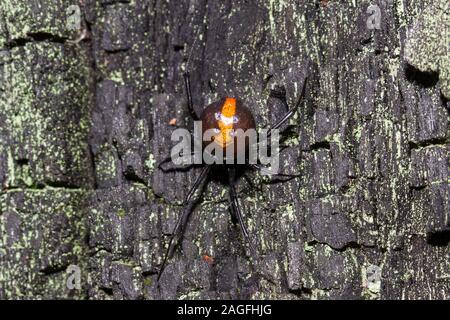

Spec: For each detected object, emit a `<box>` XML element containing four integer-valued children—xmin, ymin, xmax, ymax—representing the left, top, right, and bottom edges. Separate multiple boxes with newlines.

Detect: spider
<box><xmin>156</xmin><ymin>70</ymin><xmax>308</xmax><ymax>284</ymax></box>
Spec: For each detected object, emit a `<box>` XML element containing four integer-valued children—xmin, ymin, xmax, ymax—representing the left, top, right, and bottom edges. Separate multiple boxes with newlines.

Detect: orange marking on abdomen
<box><xmin>221</xmin><ymin>98</ymin><xmax>236</xmax><ymax>118</ymax></box>
<box><xmin>216</xmin><ymin>98</ymin><xmax>237</xmax><ymax>147</ymax></box>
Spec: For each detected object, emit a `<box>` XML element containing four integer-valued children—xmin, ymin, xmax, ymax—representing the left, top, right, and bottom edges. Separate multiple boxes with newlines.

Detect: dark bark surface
<box><xmin>0</xmin><ymin>0</ymin><xmax>448</xmax><ymax>299</ymax></box>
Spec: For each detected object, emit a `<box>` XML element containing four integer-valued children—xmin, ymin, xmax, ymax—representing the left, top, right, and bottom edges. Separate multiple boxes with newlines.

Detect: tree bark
<box><xmin>0</xmin><ymin>0</ymin><xmax>448</xmax><ymax>300</ymax></box>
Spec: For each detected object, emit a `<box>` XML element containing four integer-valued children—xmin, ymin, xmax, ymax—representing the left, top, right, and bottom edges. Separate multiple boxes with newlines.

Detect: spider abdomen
<box><xmin>200</xmin><ymin>97</ymin><xmax>256</xmax><ymax>160</ymax></box>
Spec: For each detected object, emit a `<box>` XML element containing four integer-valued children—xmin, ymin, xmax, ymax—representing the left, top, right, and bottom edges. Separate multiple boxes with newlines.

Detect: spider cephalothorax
<box><xmin>156</xmin><ymin>71</ymin><xmax>307</xmax><ymax>284</ymax></box>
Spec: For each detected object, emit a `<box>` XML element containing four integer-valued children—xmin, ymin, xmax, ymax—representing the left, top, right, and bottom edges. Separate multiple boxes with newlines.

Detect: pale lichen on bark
<box><xmin>0</xmin><ymin>0</ymin><xmax>448</xmax><ymax>300</ymax></box>
<box><xmin>404</xmin><ymin>0</ymin><xmax>450</xmax><ymax>98</ymax></box>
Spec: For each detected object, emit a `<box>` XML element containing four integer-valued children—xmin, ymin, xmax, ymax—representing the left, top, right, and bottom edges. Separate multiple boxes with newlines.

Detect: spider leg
<box><xmin>228</xmin><ymin>167</ymin><xmax>257</xmax><ymax>254</ymax></box>
<box><xmin>157</xmin><ymin>150</ymin><xmax>199</xmax><ymax>172</ymax></box>
<box><xmin>254</xmin><ymin>78</ymin><xmax>307</xmax><ymax>181</ymax></box>
<box><xmin>228</xmin><ymin>168</ymin><xmax>278</xmax><ymax>286</ymax></box>
<box><xmin>184</xmin><ymin>71</ymin><xmax>199</xmax><ymax>121</ymax></box>
<box><xmin>267</xmin><ymin>77</ymin><xmax>308</xmax><ymax>138</ymax></box>
<box><xmin>228</xmin><ymin>196</ymin><xmax>238</xmax><ymax>225</ymax></box>
<box><xmin>157</xmin><ymin>165</ymin><xmax>211</xmax><ymax>283</ymax></box>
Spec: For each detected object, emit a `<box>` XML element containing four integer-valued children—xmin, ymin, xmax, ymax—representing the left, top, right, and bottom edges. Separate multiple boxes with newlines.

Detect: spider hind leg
<box><xmin>228</xmin><ymin>167</ymin><xmax>257</xmax><ymax>255</ymax></box>
<box><xmin>156</xmin><ymin>165</ymin><xmax>211</xmax><ymax>284</ymax></box>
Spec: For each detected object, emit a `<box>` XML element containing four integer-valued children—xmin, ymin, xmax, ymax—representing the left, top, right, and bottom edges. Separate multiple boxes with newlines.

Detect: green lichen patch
<box><xmin>0</xmin><ymin>42</ymin><xmax>93</xmax><ymax>188</ymax></box>
<box><xmin>405</xmin><ymin>0</ymin><xmax>450</xmax><ymax>98</ymax></box>
<box><xmin>0</xmin><ymin>189</ymin><xmax>88</xmax><ymax>299</ymax></box>
<box><xmin>0</xmin><ymin>0</ymin><xmax>77</xmax><ymax>45</ymax></box>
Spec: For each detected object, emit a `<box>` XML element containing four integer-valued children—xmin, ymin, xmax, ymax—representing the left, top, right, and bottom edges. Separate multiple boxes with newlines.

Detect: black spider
<box><xmin>156</xmin><ymin>70</ymin><xmax>308</xmax><ymax>284</ymax></box>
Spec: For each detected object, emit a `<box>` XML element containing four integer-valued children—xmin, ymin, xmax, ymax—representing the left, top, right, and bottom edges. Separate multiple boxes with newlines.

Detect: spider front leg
<box><xmin>157</xmin><ymin>165</ymin><xmax>211</xmax><ymax>283</ymax></box>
